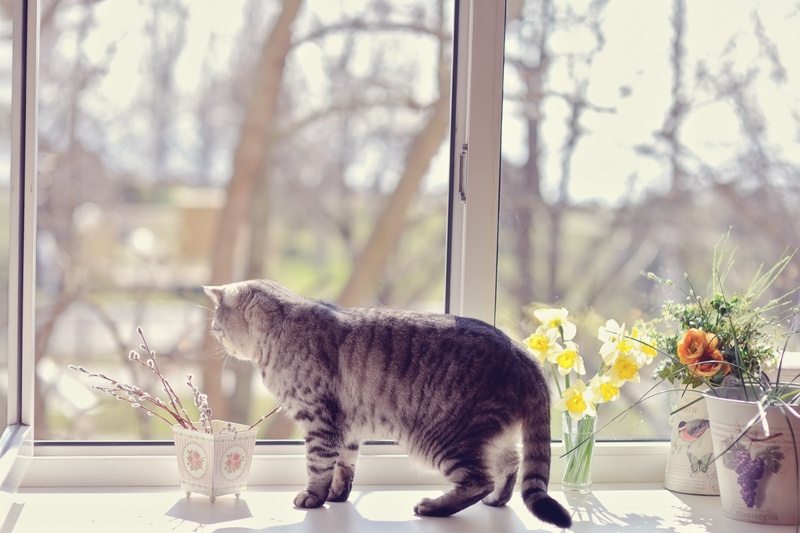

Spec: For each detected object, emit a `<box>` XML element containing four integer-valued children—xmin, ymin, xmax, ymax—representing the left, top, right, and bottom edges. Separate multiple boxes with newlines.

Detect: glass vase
<box><xmin>561</xmin><ymin>412</ymin><xmax>597</xmax><ymax>493</ymax></box>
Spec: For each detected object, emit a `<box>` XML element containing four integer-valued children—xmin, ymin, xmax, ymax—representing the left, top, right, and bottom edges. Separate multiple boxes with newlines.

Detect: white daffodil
<box><xmin>554</xmin><ymin>379</ymin><xmax>597</xmax><ymax>420</ymax></box>
<box><xmin>598</xmin><ymin>319</ymin><xmax>634</xmax><ymax>363</ymax></box>
<box><xmin>547</xmin><ymin>341</ymin><xmax>585</xmax><ymax>376</ymax></box>
<box><xmin>534</xmin><ymin>307</ymin><xmax>577</xmax><ymax>341</ymax></box>
<box><xmin>629</xmin><ymin>320</ymin><xmax>658</xmax><ymax>364</ymax></box>
<box><xmin>523</xmin><ymin>325</ymin><xmax>563</xmax><ymax>364</ymax></box>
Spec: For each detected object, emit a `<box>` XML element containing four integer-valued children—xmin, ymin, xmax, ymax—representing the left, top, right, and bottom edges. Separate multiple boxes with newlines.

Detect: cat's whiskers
<box><xmin>218</xmin><ymin>352</ymin><xmax>233</xmax><ymax>379</ymax></box>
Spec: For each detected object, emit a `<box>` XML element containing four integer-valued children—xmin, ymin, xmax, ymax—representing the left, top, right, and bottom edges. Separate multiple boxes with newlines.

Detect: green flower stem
<box><xmin>562</xmin><ymin>414</ymin><xmax>597</xmax><ymax>492</ymax></box>
<box><xmin>550</xmin><ymin>365</ymin><xmax>563</xmax><ymax>398</ymax></box>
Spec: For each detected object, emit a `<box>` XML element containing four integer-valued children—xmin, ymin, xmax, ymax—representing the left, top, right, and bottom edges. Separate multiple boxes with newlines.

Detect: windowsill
<box><xmin>6</xmin><ymin>483</ymin><xmax>798</xmax><ymax>532</ymax></box>
<box><xmin>4</xmin><ymin>442</ymin><xmax>798</xmax><ymax>531</ymax></box>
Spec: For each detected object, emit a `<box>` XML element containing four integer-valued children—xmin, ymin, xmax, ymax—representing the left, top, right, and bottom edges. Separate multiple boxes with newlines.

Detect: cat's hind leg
<box><xmin>413</xmin><ymin>452</ymin><xmax>494</xmax><ymax>517</ymax></box>
<box><xmin>327</xmin><ymin>441</ymin><xmax>360</xmax><ymax>502</ymax></box>
<box><xmin>482</xmin><ymin>445</ymin><xmax>519</xmax><ymax>507</ymax></box>
<box><xmin>482</xmin><ymin>429</ymin><xmax>520</xmax><ymax>507</ymax></box>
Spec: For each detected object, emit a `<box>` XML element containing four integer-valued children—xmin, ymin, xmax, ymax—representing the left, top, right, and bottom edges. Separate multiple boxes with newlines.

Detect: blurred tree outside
<box><xmin>34</xmin><ymin>0</ymin><xmax>452</xmax><ymax>440</ymax></box>
<box><xmin>25</xmin><ymin>0</ymin><xmax>800</xmax><ymax>442</ymax></box>
<box><xmin>499</xmin><ymin>0</ymin><xmax>800</xmax><ymax>439</ymax></box>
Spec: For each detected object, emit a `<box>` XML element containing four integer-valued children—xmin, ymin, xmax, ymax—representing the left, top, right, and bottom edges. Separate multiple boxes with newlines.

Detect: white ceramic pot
<box><xmin>706</xmin><ymin>388</ymin><xmax>800</xmax><ymax>525</ymax></box>
<box><xmin>172</xmin><ymin>420</ymin><xmax>258</xmax><ymax>502</ymax></box>
<box><xmin>664</xmin><ymin>390</ymin><xmax>719</xmax><ymax>495</ymax></box>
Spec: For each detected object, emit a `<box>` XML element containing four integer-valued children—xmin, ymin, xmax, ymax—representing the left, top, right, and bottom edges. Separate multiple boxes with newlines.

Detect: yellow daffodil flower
<box><xmin>606</xmin><ymin>351</ymin><xmax>644</xmax><ymax>384</ymax></box>
<box><xmin>534</xmin><ymin>307</ymin><xmax>577</xmax><ymax>341</ymax></box>
<box><xmin>555</xmin><ymin>379</ymin><xmax>596</xmax><ymax>420</ymax></box>
<box><xmin>523</xmin><ymin>325</ymin><xmax>563</xmax><ymax>364</ymax></box>
<box><xmin>547</xmin><ymin>341</ymin><xmax>585</xmax><ymax>376</ymax></box>
<box><xmin>589</xmin><ymin>375</ymin><xmax>620</xmax><ymax>403</ymax></box>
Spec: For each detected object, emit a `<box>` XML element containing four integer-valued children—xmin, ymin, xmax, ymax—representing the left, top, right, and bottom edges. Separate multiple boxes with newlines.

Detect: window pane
<box><xmin>38</xmin><ymin>0</ymin><xmax>452</xmax><ymax>440</ymax></box>
<box><xmin>0</xmin><ymin>3</ymin><xmax>10</xmax><ymax>433</ymax></box>
<box><xmin>499</xmin><ymin>0</ymin><xmax>800</xmax><ymax>439</ymax></box>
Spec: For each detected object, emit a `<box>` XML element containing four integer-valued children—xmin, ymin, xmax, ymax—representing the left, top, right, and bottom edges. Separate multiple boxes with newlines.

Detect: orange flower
<box><xmin>677</xmin><ymin>328</ymin><xmax>730</xmax><ymax>378</ymax></box>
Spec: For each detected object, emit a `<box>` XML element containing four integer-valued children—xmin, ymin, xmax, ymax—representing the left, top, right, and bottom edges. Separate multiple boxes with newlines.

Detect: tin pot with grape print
<box><xmin>705</xmin><ymin>387</ymin><xmax>800</xmax><ymax>525</ymax></box>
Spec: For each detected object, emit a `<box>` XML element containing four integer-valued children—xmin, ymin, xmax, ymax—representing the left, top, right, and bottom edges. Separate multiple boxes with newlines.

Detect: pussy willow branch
<box><xmin>93</xmin><ymin>386</ymin><xmax>176</xmax><ymax>427</ymax></box>
<box><xmin>70</xmin><ymin>364</ymin><xmax>194</xmax><ymax>430</ymax></box>
<box><xmin>248</xmin><ymin>405</ymin><xmax>283</xmax><ymax>430</ymax></box>
<box><xmin>71</xmin><ymin>327</ymin><xmax>283</xmax><ymax>434</ymax></box>
<box><xmin>135</xmin><ymin>327</ymin><xmax>192</xmax><ymax>427</ymax></box>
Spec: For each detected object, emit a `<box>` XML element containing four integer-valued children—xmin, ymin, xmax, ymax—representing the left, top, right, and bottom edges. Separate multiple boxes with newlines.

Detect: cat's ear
<box><xmin>203</xmin><ymin>286</ymin><xmax>224</xmax><ymax>306</ymax></box>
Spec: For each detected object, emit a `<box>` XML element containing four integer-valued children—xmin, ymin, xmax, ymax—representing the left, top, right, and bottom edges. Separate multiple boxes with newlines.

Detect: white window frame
<box><xmin>1</xmin><ymin>0</ymin><xmax>37</xmax><ymax>494</ymax></box>
<box><xmin>2</xmin><ymin>0</ymin><xmax>668</xmax><ymax>490</ymax></box>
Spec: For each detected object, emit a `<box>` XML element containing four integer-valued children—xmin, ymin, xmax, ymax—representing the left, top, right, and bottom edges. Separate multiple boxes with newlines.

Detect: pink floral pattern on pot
<box><xmin>221</xmin><ymin>445</ymin><xmax>248</xmax><ymax>481</ymax></box>
<box><xmin>182</xmin><ymin>442</ymin><xmax>207</xmax><ymax>479</ymax></box>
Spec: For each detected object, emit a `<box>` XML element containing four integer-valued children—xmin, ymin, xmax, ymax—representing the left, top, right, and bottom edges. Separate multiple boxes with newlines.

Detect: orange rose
<box><xmin>677</xmin><ymin>328</ymin><xmax>730</xmax><ymax>378</ymax></box>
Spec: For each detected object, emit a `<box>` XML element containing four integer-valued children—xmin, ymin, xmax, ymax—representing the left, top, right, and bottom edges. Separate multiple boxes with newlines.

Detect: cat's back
<box><xmin>342</xmin><ymin>305</ymin><xmax>537</xmax><ymax>379</ymax></box>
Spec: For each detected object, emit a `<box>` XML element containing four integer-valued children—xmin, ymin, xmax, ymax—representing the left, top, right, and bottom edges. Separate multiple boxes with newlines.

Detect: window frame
<box><xmin>2</xmin><ymin>0</ymin><xmax>38</xmax><ymax>492</ymax></box>
<box><xmin>1</xmin><ymin>0</ymin><xmax>671</xmax><ymax>489</ymax></box>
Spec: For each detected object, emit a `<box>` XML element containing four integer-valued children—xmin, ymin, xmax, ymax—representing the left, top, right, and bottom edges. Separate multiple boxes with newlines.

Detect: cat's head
<box><xmin>204</xmin><ymin>282</ymin><xmax>258</xmax><ymax>362</ymax></box>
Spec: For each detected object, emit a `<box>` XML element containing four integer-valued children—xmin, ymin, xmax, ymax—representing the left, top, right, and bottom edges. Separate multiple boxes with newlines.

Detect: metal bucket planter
<box><xmin>173</xmin><ymin>420</ymin><xmax>258</xmax><ymax>502</ymax></box>
<box><xmin>706</xmin><ymin>388</ymin><xmax>800</xmax><ymax>525</ymax></box>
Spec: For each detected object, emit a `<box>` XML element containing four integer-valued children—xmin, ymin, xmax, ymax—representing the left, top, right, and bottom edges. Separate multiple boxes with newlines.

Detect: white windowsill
<box><xmin>6</xmin><ymin>484</ymin><xmax>798</xmax><ymax>532</ymax></box>
<box><xmin>5</xmin><ymin>441</ymin><xmax>798</xmax><ymax>531</ymax></box>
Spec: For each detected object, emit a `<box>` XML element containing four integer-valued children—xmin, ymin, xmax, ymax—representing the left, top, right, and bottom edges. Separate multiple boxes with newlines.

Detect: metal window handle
<box><xmin>459</xmin><ymin>143</ymin><xmax>468</xmax><ymax>203</ymax></box>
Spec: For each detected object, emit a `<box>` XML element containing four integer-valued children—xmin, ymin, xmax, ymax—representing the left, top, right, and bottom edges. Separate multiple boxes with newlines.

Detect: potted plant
<box><xmin>70</xmin><ymin>327</ymin><xmax>280</xmax><ymax>502</ymax></box>
<box><xmin>523</xmin><ymin>308</ymin><xmax>658</xmax><ymax>493</ymax></box>
<box><xmin>645</xmin><ymin>236</ymin><xmax>799</xmax><ymax>523</ymax></box>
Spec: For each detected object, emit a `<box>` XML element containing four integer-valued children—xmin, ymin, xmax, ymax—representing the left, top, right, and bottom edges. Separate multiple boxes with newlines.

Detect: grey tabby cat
<box><xmin>204</xmin><ymin>279</ymin><xmax>572</xmax><ymax>529</ymax></box>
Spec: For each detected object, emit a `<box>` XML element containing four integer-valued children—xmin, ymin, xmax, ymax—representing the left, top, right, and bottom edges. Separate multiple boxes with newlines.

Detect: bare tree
<box><xmin>336</xmin><ymin>0</ymin><xmax>451</xmax><ymax>307</ymax></box>
<box><xmin>200</xmin><ymin>0</ymin><xmax>303</xmax><ymax>421</ymax></box>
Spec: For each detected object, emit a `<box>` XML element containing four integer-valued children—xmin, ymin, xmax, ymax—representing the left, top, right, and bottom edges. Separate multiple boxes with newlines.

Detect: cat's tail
<box><xmin>521</xmin><ymin>407</ymin><xmax>572</xmax><ymax>529</ymax></box>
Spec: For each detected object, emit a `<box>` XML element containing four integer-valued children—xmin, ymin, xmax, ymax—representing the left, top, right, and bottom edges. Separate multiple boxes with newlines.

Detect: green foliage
<box><xmin>648</xmin><ymin>234</ymin><xmax>799</xmax><ymax>389</ymax></box>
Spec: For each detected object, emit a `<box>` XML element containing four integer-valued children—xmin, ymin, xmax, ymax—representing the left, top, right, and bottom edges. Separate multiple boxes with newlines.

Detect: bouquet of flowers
<box><xmin>70</xmin><ymin>327</ymin><xmax>280</xmax><ymax>434</ymax></box>
<box><xmin>647</xmin><ymin>238</ymin><xmax>798</xmax><ymax>390</ymax></box>
<box><xmin>523</xmin><ymin>308</ymin><xmax>658</xmax><ymax>489</ymax></box>
<box><xmin>524</xmin><ymin>308</ymin><xmax>658</xmax><ymax>420</ymax></box>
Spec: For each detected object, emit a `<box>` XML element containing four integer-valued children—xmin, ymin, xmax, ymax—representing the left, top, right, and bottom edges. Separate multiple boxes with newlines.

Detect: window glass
<box><xmin>0</xmin><ymin>2</ymin><xmax>10</xmax><ymax>433</ymax></box>
<box><xmin>37</xmin><ymin>0</ymin><xmax>453</xmax><ymax>440</ymax></box>
<box><xmin>499</xmin><ymin>0</ymin><xmax>800</xmax><ymax>439</ymax></box>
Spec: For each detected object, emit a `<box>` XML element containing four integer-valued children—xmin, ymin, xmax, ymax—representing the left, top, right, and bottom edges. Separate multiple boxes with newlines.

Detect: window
<box><xmin>497</xmin><ymin>0</ymin><xmax>800</xmax><ymax>439</ymax></box>
<box><xmin>3</xmin><ymin>0</ymin><xmax>799</xmax><ymax>488</ymax></box>
<box><xmin>36</xmin><ymin>0</ymin><xmax>454</xmax><ymax>441</ymax></box>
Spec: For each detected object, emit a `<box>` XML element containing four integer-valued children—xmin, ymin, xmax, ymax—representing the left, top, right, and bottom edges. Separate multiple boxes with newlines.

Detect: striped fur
<box><xmin>205</xmin><ymin>280</ymin><xmax>571</xmax><ymax>528</ymax></box>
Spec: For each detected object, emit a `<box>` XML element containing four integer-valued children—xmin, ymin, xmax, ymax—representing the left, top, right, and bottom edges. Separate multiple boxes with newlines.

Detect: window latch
<box><xmin>459</xmin><ymin>143</ymin><xmax>468</xmax><ymax>203</ymax></box>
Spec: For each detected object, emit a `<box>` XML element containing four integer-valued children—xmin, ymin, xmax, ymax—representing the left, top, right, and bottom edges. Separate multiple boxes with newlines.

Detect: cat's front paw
<box><xmin>414</xmin><ymin>497</ymin><xmax>446</xmax><ymax>517</ymax></box>
<box><xmin>294</xmin><ymin>490</ymin><xmax>326</xmax><ymax>509</ymax></box>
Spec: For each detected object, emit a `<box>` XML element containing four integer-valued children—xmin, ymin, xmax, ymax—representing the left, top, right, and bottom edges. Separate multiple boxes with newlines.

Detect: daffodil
<box><xmin>630</xmin><ymin>320</ymin><xmax>657</xmax><ymax>364</ymax></box>
<box><xmin>525</xmin><ymin>307</ymin><xmax>658</xmax><ymax>426</ymax></box>
<box><xmin>548</xmin><ymin>341</ymin><xmax>585</xmax><ymax>376</ymax></box>
<box><xmin>606</xmin><ymin>351</ymin><xmax>644</xmax><ymax>384</ymax></box>
<box><xmin>555</xmin><ymin>379</ymin><xmax>596</xmax><ymax>420</ymax></box>
<box><xmin>534</xmin><ymin>307</ymin><xmax>577</xmax><ymax>341</ymax></box>
<box><xmin>598</xmin><ymin>319</ymin><xmax>634</xmax><ymax>363</ymax></box>
<box><xmin>523</xmin><ymin>325</ymin><xmax>563</xmax><ymax>364</ymax></box>
<box><xmin>589</xmin><ymin>374</ymin><xmax>620</xmax><ymax>403</ymax></box>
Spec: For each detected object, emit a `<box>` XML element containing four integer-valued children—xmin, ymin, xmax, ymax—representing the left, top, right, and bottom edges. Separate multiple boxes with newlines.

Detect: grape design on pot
<box><xmin>723</xmin><ymin>436</ymin><xmax>785</xmax><ymax>509</ymax></box>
